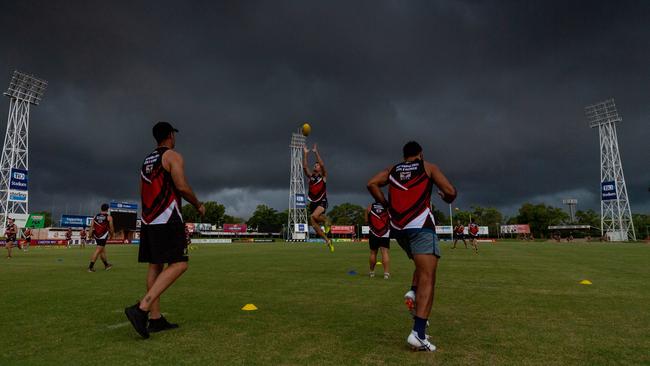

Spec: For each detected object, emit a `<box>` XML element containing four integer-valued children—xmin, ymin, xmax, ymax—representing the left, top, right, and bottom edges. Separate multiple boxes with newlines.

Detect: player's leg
<box><xmin>380</xmin><ymin>245</ymin><xmax>391</xmax><ymax>278</ymax></box>
<box><xmin>88</xmin><ymin>246</ymin><xmax>102</xmax><ymax>271</ymax></box>
<box><xmin>6</xmin><ymin>240</ymin><xmax>12</xmax><ymax>258</ymax></box>
<box><xmin>138</xmin><ymin>261</ymin><xmax>188</xmax><ymax>312</ymax></box>
<box><xmin>310</xmin><ymin>205</ymin><xmax>333</xmax><ymax>251</ymax></box>
<box><xmin>472</xmin><ymin>238</ymin><xmax>478</xmax><ymax>253</ymax></box>
<box><xmin>99</xmin><ymin>246</ymin><xmax>112</xmax><ymax>269</ymax></box>
<box><xmin>369</xmin><ymin>248</ymin><xmax>378</xmax><ymax>277</ymax></box>
<box><xmin>146</xmin><ymin>264</ymin><xmax>164</xmax><ymax>319</ymax></box>
<box><xmin>452</xmin><ymin>237</ymin><xmax>457</xmax><ymax>249</ymax></box>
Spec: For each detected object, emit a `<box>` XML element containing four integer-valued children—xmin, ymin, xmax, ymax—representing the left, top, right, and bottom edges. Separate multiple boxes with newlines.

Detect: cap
<box><xmin>153</xmin><ymin>121</ymin><xmax>179</xmax><ymax>142</ymax></box>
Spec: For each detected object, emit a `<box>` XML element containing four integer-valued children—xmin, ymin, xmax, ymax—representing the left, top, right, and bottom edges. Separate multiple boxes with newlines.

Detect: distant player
<box><xmin>468</xmin><ymin>220</ymin><xmax>479</xmax><ymax>253</ymax></box>
<box><xmin>80</xmin><ymin>227</ymin><xmax>87</xmax><ymax>249</ymax></box>
<box><xmin>23</xmin><ymin>227</ymin><xmax>32</xmax><ymax>252</ymax></box>
<box><xmin>124</xmin><ymin>121</ymin><xmax>205</xmax><ymax>339</ymax></box>
<box><xmin>185</xmin><ymin>225</ymin><xmax>191</xmax><ymax>246</ymax></box>
<box><xmin>366</xmin><ymin>202</ymin><xmax>391</xmax><ymax>279</ymax></box>
<box><xmin>367</xmin><ymin>141</ymin><xmax>456</xmax><ymax>352</ymax></box>
<box><xmin>452</xmin><ymin>221</ymin><xmax>467</xmax><ymax>249</ymax></box>
<box><xmin>65</xmin><ymin>227</ymin><xmax>73</xmax><ymax>248</ymax></box>
<box><xmin>302</xmin><ymin>143</ymin><xmax>334</xmax><ymax>252</ymax></box>
<box><xmin>5</xmin><ymin>218</ymin><xmax>18</xmax><ymax>258</ymax></box>
<box><xmin>87</xmin><ymin>204</ymin><xmax>114</xmax><ymax>272</ymax></box>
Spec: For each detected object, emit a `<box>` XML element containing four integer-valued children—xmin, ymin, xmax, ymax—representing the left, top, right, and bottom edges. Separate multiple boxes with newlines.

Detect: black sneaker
<box><xmin>88</xmin><ymin>267</ymin><xmax>96</xmax><ymax>272</ymax></box>
<box><xmin>148</xmin><ymin>315</ymin><xmax>179</xmax><ymax>333</ymax></box>
<box><xmin>124</xmin><ymin>302</ymin><xmax>150</xmax><ymax>339</ymax></box>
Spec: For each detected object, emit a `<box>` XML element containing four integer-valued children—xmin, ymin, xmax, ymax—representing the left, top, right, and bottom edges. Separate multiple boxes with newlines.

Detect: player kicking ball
<box><xmin>366</xmin><ymin>202</ymin><xmax>391</xmax><ymax>279</ymax></box>
<box><xmin>303</xmin><ymin>143</ymin><xmax>334</xmax><ymax>252</ymax></box>
<box><xmin>368</xmin><ymin>141</ymin><xmax>456</xmax><ymax>352</ymax></box>
<box><xmin>468</xmin><ymin>220</ymin><xmax>479</xmax><ymax>253</ymax></box>
<box><xmin>87</xmin><ymin>204</ymin><xmax>114</xmax><ymax>272</ymax></box>
<box><xmin>452</xmin><ymin>221</ymin><xmax>467</xmax><ymax>249</ymax></box>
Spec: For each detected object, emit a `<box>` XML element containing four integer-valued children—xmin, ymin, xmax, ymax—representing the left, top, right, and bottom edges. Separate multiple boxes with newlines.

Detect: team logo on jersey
<box><xmin>400</xmin><ymin>171</ymin><xmax>411</xmax><ymax>181</ymax></box>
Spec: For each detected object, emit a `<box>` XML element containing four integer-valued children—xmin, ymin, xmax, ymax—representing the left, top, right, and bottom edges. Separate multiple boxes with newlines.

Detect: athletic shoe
<box><xmin>407</xmin><ymin>330</ymin><xmax>436</xmax><ymax>352</ymax></box>
<box><xmin>327</xmin><ymin>240</ymin><xmax>334</xmax><ymax>253</ymax></box>
<box><xmin>369</xmin><ymin>271</ymin><xmax>375</xmax><ymax>278</ymax></box>
<box><xmin>384</xmin><ymin>273</ymin><xmax>391</xmax><ymax>280</ymax></box>
<box><xmin>124</xmin><ymin>303</ymin><xmax>150</xmax><ymax>339</ymax></box>
<box><xmin>88</xmin><ymin>268</ymin><xmax>96</xmax><ymax>273</ymax></box>
<box><xmin>105</xmin><ymin>264</ymin><xmax>113</xmax><ymax>271</ymax></box>
<box><xmin>148</xmin><ymin>316</ymin><xmax>179</xmax><ymax>333</ymax></box>
<box><xmin>404</xmin><ymin>290</ymin><xmax>416</xmax><ymax>316</ymax></box>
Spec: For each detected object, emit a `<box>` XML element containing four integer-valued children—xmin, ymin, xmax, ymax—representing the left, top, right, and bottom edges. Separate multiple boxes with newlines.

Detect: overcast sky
<box><xmin>1</xmin><ymin>0</ymin><xmax>648</xmax><ymax>220</ymax></box>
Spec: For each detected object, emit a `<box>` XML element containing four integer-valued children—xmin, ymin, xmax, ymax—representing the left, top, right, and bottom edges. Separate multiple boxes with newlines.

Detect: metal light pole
<box><xmin>287</xmin><ymin>131</ymin><xmax>308</xmax><ymax>241</ymax></box>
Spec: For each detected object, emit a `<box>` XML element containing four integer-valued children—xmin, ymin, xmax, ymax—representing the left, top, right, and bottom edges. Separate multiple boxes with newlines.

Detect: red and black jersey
<box><xmin>140</xmin><ymin>147</ymin><xmax>182</xmax><ymax>225</ymax></box>
<box><xmin>5</xmin><ymin>223</ymin><xmax>16</xmax><ymax>237</ymax></box>
<box><xmin>93</xmin><ymin>213</ymin><xmax>110</xmax><ymax>239</ymax></box>
<box><xmin>454</xmin><ymin>225</ymin><xmax>465</xmax><ymax>234</ymax></box>
<box><xmin>469</xmin><ymin>223</ymin><xmax>479</xmax><ymax>235</ymax></box>
<box><xmin>388</xmin><ymin>159</ymin><xmax>434</xmax><ymax>230</ymax></box>
<box><xmin>24</xmin><ymin>229</ymin><xmax>32</xmax><ymax>239</ymax></box>
<box><xmin>368</xmin><ymin>202</ymin><xmax>390</xmax><ymax>237</ymax></box>
<box><xmin>308</xmin><ymin>173</ymin><xmax>327</xmax><ymax>202</ymax></box>
<box><xmin>65</xmin><ymin>230</ymin><xmax>72</xmax><ymax>240</ymax></box>
<box><xmin>80</xmin><ymin>230</ymin><xmax>87</xmax><ymax>239</ymax></box>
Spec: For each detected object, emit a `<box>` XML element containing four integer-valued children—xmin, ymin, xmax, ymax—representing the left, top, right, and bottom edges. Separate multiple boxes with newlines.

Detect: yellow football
<box><xmin>302</xmin><ymin>123</ymin><xmax>311</xmax><ymax>136</ymax></box>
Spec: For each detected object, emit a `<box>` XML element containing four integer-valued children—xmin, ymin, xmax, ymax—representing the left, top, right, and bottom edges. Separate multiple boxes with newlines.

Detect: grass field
<box><xmin>1</xmin><ymin>241</ymin><xmax>649</xmax><ymax>366</ymax></box>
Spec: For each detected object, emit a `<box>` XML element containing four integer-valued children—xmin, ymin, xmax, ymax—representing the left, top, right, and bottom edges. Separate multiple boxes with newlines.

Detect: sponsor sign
<box><xmin>195</xmin><ymin>223</ymin><xmax>212</xmax><ymax>232</ymax></box>
<box><xmin>9</xmin><ymin>190</ymin><xmax>28</xmax><ymax>202</ymax></box>
<box><xmin>601</xmin><ymin>181</ymin><xmax>617</xmax><ymax>201</ymax></box>
<box><xmin>500</xmin><ymin>224</ymin><xmax>531</xmax><ymax>234</ymax></box>
<box><xmin>191</xmin><ymin>238</ymin><xmax>232</xmax><ymax>244</ymax></box>
<box><xmin>107</xmin><ymin>239</ymin><xmax>131</xmax><ymax>244</ymax></box>
<box><xmin>223</xmin><ymin>223</ymin><xmax>247</xmax><ymax>233</ymax></box>
<box><xmin>109</xmin><ymin>201</ymin><xmax>138</xmax><ymax>212</ymax></box>
<box><xmin>9</xmin><ymin>168</ymin><xmax>28</xmax><ymax>191</ymax></box>
<box><xmin>61</xmin><ymin>215</ymin><xmax>93</xmax><ymax>228</ymax></box>
<box><xmin>438</xmin><ymin>225</ymin><xmax>490</xmax><ymax>235</ymax></box>
<box><xmin>295</xmin><ymin>194</ymin><xmax>306</xmax><ymax>209</ymax></box>
<box><xmin>361</xmin><ymin>225</ymin><xmax>370</xmax><ymax>235</ymax></box>
<box><xmin>294</xmin><ymin>223</ymin><xmax>308</xmax><ymax>233</ymax></box>
<box><xmin>330</xmin><ymin>225</ymin><xmax>355</xmax><ymax>235</ymax></box>
<box><xmin>253</xmin><ymin>238</ymin><xmax>275</xmax><ymax>242</ymax></box>
<box><xmin>26</xmin><ymin>214</ymin><xmax>46</xmax><ymax>228</ymax></box>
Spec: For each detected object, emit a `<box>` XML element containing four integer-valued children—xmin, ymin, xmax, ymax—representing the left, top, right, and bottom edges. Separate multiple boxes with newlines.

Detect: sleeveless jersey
<box><xmin>469</xmin><ymin>223</ymin><xmax>479</xmax><ymax>236</ymax></box>
<box><xmin>80</xmin><ymin>230</ymin><xmax>86</xmax><ymax>239</ymax></box>
<box><xmin>388</xmin><ymin>159</ymin><xmax>435</xmax><ymax>230</ymax></box>
<box><xmin>24</xmin><ymin>229</ymin><xmax>31</xmax><ymax>239</ymax></box>
<box><xmin>454</xmin><ymin>225</ymin><xmax>465</xmax><ymax>234</ymax></box>
<box><xmin>66</xmin><ymin>231</ymin><xmax>72</xmax><ymax>240</ymax></box>
<box><xmin>368</xmin><ymin>202</ymin><xmax>390</xmax><ymax>238</ymax></box>
<box><xmin>308</xmin><ymin>173</ymin><xmax>327</xmax><ymax>202</ymax></box>
<box><xmin>5</xmin><ymin>223</ymin><xmax>16</xmax><ymax>239</ymax></box>
<box><xmin>140</xmin><ymin>147</ymin><xmax>183</xmax><ymax>225</ymax></box>
<box><xmin>93</xmin><ymin>213</ymin><xmax>110</xmax><ymax>239</ymax></box>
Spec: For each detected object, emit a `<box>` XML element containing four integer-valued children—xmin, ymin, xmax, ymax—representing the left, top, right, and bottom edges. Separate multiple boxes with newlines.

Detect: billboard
<box><xmin>330</xmin><ymin>225</ymin><xmax>355</xmax><ymax>234</ymax></box>
<box><xmin>9</xmin><ymin>168</ymin><xmax>28</xmax><ymax>191</ymax></box>
<box><xmin>601</xmin><ymin>181</ymin><xmax>617</xmax><ymax>201</ymax></box>
<box><xmin>8</xmin><ymin>190</ymin><xmax>28</xmax><ymax>202</ymax></box>
<box><xmin>26</xmin><ymin>214</ymin><xmax>46</xmax><ymax>228</ymax></box>
<box><xmin>500</xmin><ymin>224</ymin><xmax>531</xmax><ymax>234</ymax></box>
<box><xmin>223</xmin><ymin>223</ymin><xmax>247</xmax><ymax>233</ymax></box>
<box><xmin>61</xmin><ymin>215</ymin><xmax>93</xmax><ymax>228</ymax></box>
<box><xmin>295</xmin><ymin>194</ymin><xmax>306</xmax><ymax>209</ymax></box>
<box><xmin>109</xmin><ymin>202</ymin><xmax>138</xmax><ymax>212</ymax></box>
<box><xmin>361</xmin><ymin>225</ymin><xmax>370</xmax><ymax>235</ymax></box>
<box><xmin>294</xmin><ymin>223</ymin><xmax>308</xmax><ymax>233</ymax></box>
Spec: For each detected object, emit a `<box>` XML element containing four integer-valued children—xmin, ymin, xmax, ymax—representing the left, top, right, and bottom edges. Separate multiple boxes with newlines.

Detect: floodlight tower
<box><xmin>584</xmin><ymin>98</ymin><xmax>635</xmax><ymax>241</ymax></box>
<box><xmin>1</xmin><ymin>71</ymin><xmax>47</xmax><ymax>229</ymax></box>
<box><xmin>287</xmin><ymin>132</ymin><xmax>308</xmax><ymax>241</ymax></box>
<box><xmin>562</xmin><ymin>199</ymin><xmax>577</xmax><ymax>223</ymax></box>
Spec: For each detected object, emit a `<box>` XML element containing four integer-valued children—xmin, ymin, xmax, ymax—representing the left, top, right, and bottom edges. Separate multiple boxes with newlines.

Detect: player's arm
<box><xmin>302</xmin><ymin>145</ymin><xmax>312</xmax><ymax>176</ymax></box>
<box><xmin>163</xmin><ymin>150</ymin><xmax>206</xmax><ymax>216</ymax></box>
<box><xmin>365</xmin><ymin>205</ymin><xmax>371</xmax><ymax>224</ymax></box>
<box><xmin>367</xmin><ymin>167</ymin><xmax>391</xmax><ymax>207</ymax></box>
<box><xmin>313</xmin><ymin>144</ymin><xmax>326</xmax><ymax>177</ymax></box>
<box><xmin>424</xmin><ymin>161</ymin><xmax>456</xmax><ymax>204</ymax></box>
<box><xmin>108</xmin><ymin>216</ymin><xmax>115</xmax><ymax>239</ymax></box>
<box><xmin>89</xmin><ymin>221</ymin><xmax>94</xmax><ymax>238</ymax></box>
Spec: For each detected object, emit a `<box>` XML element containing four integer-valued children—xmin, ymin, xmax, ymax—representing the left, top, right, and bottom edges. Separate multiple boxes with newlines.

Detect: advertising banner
<box><xmin>295</xmin><ymin>194</ymin><xmax>306</xmax><ymax>209</ymax></box>
<box><xmin>195</xmin><ymin>223</ymin><xmax>212</xmax><ymax>232</ymax></box>
<box><xmin>223</xmin><ymin>223</ymin><xmax>247</xmax><ymax>233</ymax></box>
<box><xmin>109</xmin><ymin>201</ymin><xmax>138</xmax><ymax>212</ymax></box>
<box><xmin>330</xmin><ymin>225</ymin><xmax>355</xmax><ymax>234</ymax></box>
<box><xmin>26</xmin><ymin>214</ymin><xmax>46</xmax><ymax>228</ymax></box>
<box><xmin>9</xmin><ymin>190</ymin><xmax>28</xmax><ymax>202</ymax></box>
<box><xmin>436</xmin><ymin>226</ymin><xmax>453</xmax><ymax>235</ymax></box>
<box><xmin>9</xmin><ymin>168</ymin><xmax>28</xmax><ymax>191</ymax></box>
<box><xmin>601</xmin><ymin>181</ymin><xmax>617</xmax><ymax>201</ymax></box>
<box><xmin>192</xmin><ymin>238</ymin><xmax>232</xmax><ymax>244</ymax></box>
<box><xmin>361</xmin><ymin>225</ymin><xmax>370</xmax><ymax>235</ymax></box>
<box><xmin>61</xmin><ymin>215</ymin><xmax>93</xmax><ymax>228</ymax></box>
<box><xmin>294</xmin><ymin>223</ymin><xmax>308</xmax><ymax>233</ymax></box>
<box><xmin>500</xmin><ymin>224</ymin><xmax>531</xmax><ymax>234</ymax></box>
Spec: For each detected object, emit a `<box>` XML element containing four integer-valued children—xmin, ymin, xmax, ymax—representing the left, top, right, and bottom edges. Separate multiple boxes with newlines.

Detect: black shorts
<box><xmin>469</xmin><ymin>234</ymin><xmax>478</xmax><ymax>240</ymax></box>
<box><xmin>139</xmin><ymin>222</ymin><xmax>188</xmax><ymax>264</ymax></box>
<box><xmin>6</xmin><ymin>235</ymin><xmax>16</xmax><ymax>242</ymax></box>
<box><xmin>25</xmin><ymin>238</ymin><xmax>31</xmax><ymax>243</ymax></box>
<box><xmin>454</xmin><ymin>233</ymin><xmax>465</xmax><ymax>239</ymax></box>
<box><xmin>95</xmin><ymin>238</ymin><xmax>107</xmax><ymax>246</ymax></box>
<box><xmin>369</xmin><ymin>235</ymin><xmax>390</xmax><ymax>250</ymax></box>
<box><xmin>309</xmin><ymin>199</ymin><xmax>328</xmax><ymax>214</ymax></box>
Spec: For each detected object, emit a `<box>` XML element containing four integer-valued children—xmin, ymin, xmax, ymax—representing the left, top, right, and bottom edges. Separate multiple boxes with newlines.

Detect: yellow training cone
<box><xmin>241</xmin><ymin>304</ymin><xmax>258</xmax><ymax>311</ymax></box>
<box><xmin>376</xmin><ymin>261</ymin><xmax>382</xmax><ymax>265</ymax></box>
<box><xmin>580</xmin><ymin>280</ymin><xmax>592</xmax><ymax>285</ymax></box>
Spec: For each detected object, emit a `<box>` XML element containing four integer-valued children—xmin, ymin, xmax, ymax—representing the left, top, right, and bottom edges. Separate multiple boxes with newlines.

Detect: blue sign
<box><xmin>61</xmin><ymin>215</ymin><xmax>93</xmax><ymax>228</ymax></box>
<box><xmin>110</xmin><ymin>201</ymin><xmax>138</xmax><ymax>212</ymax></box>
<box><xmin>295</xmin><ymin>194</ymin><xmax>306</xmax><ymax>209</ymax></box>
<box><xmin>601</xmin><ymin>181</ymin><xmax>617</xmax><ymax>201</ymax></box>
<box><xmin>8</xmin><ymin>191</ymin><xmax>27</xmax><ymax>202</ymax></box>
<box><xmin>9</xmin><ymin>168</ymin><xmax>28</xmax><ymax>191</ymax></box>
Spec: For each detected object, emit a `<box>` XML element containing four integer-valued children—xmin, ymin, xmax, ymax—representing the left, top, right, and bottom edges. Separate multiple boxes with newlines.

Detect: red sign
<box><xmin>330</xmin><ymin>225</ymin><xmax>355</xmax><ymax>234</ymax></box>
<box><xmin>223</xmin><ymin>224</ymin><xmax>247</xmax><ymax>233</ymax></box>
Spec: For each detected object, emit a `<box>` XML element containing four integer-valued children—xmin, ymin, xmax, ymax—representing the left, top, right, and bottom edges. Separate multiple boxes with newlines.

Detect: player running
<box><xmin>5</xmin><ymin>218</ymin><xmax>18</xmax><ymax>258</ymax></box>
<box><xmin>303</xmin><ymin>143</ymin><xmax>334</xmax><ymax>252</ymax></box>
<box><xmin>65</xmin><ymin>227</ymin><xmax>73</xmax><ymax>248</ymax></box>
<box><xmin>124</xmin><ymin>121</ymin><xmax>206</xmax><ymax>339</ymax></box>
<box><xmin>452</xmin><ymin>221</ymin><xmax>467</xmax><ymax>249</ymax></box>
<box><xmin>366</xmin><ymin>202</ymin><xmax>391</xmax><ymax>279</ymax></box>
<box><xmin>22</xmin><ymin>227</ymin><xmax>32</xmax><ymax>252</ymax></box>
<box><xmin>80</xmin><ymin>227</ymin><xmax>87</xmax><ymax>249</ymax></box>
<box><xmin>367</xmin><ymin>141</ymin><xmax>456</xmax><ymax>352</ymax></box>
<box><xmin>87</xmin><ymin>204</ymin><xmax>114</xmax><ymax>272</ymax></box>
<box><xmin>468</xmin><ymin>220</ymin><xmax>479</xmax><ymax>253</ymax></box>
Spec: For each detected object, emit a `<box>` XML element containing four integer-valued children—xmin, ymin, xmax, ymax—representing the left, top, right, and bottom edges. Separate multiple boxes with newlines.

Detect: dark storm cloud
<box><xmin>0</xmin><ymin>0</ymin><xmax>648</xmax><ymax>219</ymax></box>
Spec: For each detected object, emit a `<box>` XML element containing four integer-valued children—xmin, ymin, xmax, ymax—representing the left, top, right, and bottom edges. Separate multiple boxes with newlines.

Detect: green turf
<box><xmin>1</xmin><ymin>241</ymin><xmax>649</xmax><ymax>365</ymax></box>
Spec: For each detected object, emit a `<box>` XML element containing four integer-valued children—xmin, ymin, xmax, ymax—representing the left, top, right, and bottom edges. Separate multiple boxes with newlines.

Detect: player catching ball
<box><xmin>366</xmin><ymin>202</ymin><xmax>391</xmax><ymax>279</ymax></box>
<box><xmin>303</xmin><ymin>143</ymin><xmax>334</xmax><ymax>252</ymax></box>
<box><xmin>367</xmin><ymin>141</ymin><xmax>456</xmax><ymax>352</ymax></box>
<box><xmin>88</xmin><ymin>204</ymin><xmax>114</xmax><ymax>272</ymax></box>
